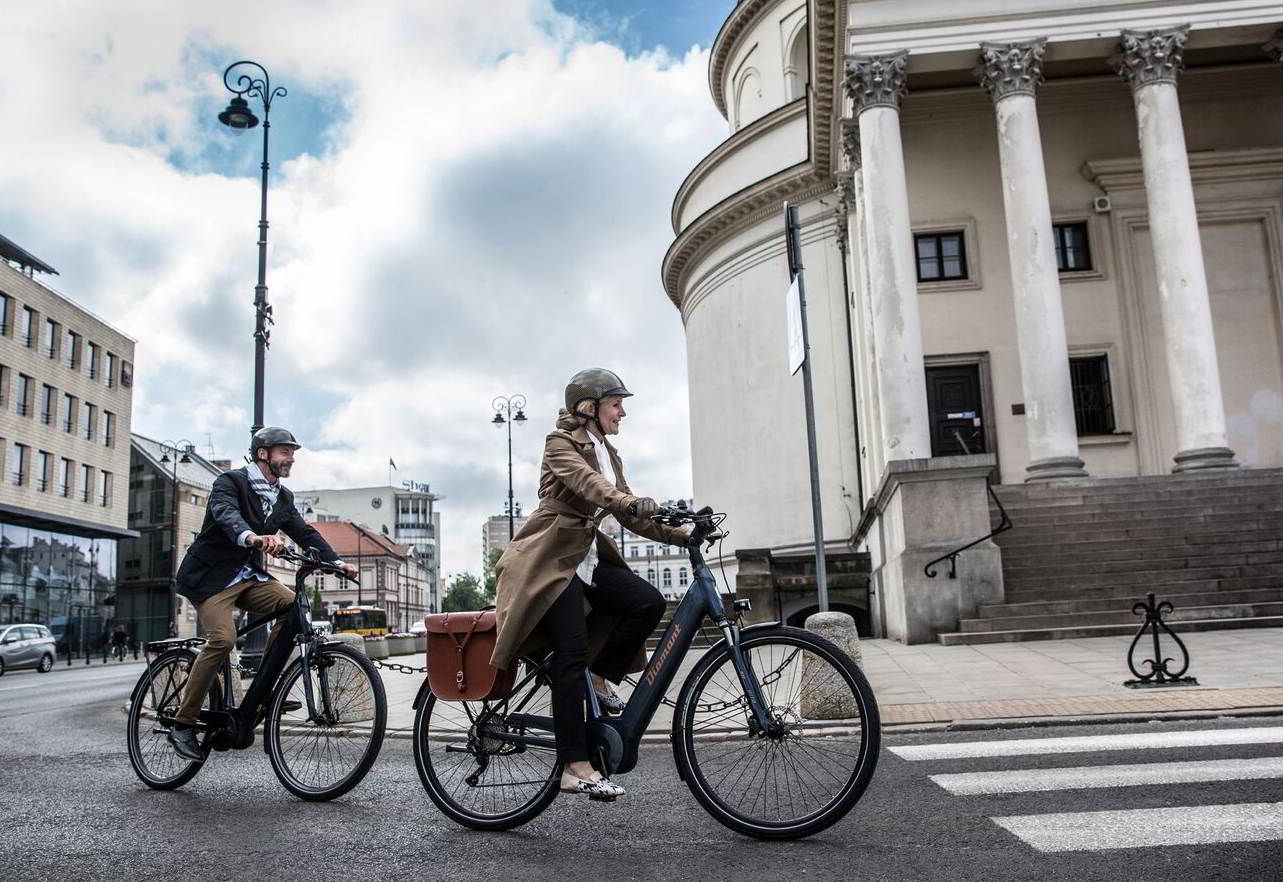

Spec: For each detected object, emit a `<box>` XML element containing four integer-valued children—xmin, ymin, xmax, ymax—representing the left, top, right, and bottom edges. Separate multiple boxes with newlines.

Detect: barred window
<box><xmin>1070</xmin><ymin>355</ymin><xmax>1116</xmax><ymax>435</ymax></box>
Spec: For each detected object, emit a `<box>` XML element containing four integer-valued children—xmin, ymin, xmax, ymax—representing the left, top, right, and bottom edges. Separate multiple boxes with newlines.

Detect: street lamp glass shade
<box><xmin>179</xmin><ymin>453</ymin><xmax>192</xmax><ymax>464</ymax></box>
<box><xmin>159</xmin><ymin>453</ymin><xmax>170</xmax><ymax>463</ymax></box>
<box><xmin>514</xmin><ymin>410</ymin><xmax>527</xmax><ymax>423</ymax></box>
<box><xmin>492</xmin><ymin>412</ymin><xmax>505</xmax><ymax>426</ymax></box>
<box><xmin>218</xmin><ymin>96</ymin><xmax>259</xmax><ymax>132</ymax></box>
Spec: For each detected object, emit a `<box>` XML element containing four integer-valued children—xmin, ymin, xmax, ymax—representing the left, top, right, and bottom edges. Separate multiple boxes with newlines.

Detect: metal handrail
<box><xmin>923</xmin><ymin>429</ymin><xmax>1013</xmax><ymax>579</ymax></box>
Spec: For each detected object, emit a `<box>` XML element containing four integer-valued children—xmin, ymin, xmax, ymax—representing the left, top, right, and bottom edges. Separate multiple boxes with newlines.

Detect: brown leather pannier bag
<box><xmin>425</xmin><ymin>611</ymin><xmax>516</xmax><ymax>701</ymax></box>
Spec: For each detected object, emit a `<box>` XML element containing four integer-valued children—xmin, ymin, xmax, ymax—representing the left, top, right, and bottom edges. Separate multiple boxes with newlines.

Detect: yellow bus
<box><xmin>330</xmin><ymin>606</ymin><xmax>389</xmax><ymax>636</ymax></box>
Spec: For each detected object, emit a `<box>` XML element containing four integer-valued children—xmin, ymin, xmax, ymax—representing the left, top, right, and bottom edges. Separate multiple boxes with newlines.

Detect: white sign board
<box><xmin>786</xmin><ymin>276</ymin><xmax>804</xmax><ymax>375</ymax></box>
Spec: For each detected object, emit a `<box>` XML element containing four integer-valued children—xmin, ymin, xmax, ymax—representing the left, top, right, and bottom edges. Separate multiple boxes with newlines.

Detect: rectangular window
<box><xmin>59</xmin><ymin>458</ymin><xmax>72</xmax><ymax>497</ymax></box>
<box><xmin>1054</xmin><ymin>222</ymin><xmax>1092</xmax><ymax>272</ymax></box>
<box><xmin>42</xmin><ymin>318</ymin><xmax>59</xmax><ymax>358</ymax></box>
<box><xmin>80</xmin><ymin>463</ymin><xmax>94</xmax><ymax>502</ymax></box>
<box><xmin>915</xmin><ymin>232</ymin><xmax>969</xmax><ymax>282</ymax></box>
<box><xmin>100</xmin><ymin>470</ymin><xmax>113</xmax><ymax>507</ymax></box>
<box><xmin>11</xmin><ymin>442</ymin><xmax>28</xmax><ymax>486</ymax></box>
<box><xmin>102</xmin><ymin>410</ymin><xmax>115</xmax><ymax>447</ymax></box>
<box><xmin>36</xmin><ymin>451</ymin><xmax>51</xmax><ymax>492</ymax></box>
<box><xmin>0</xmin><ymin>293</ymin><xmax>10</xmax><ymax>335</ymax></box>
<box><xmin>40</xmin><ymin>384</ymin><xmax>55</xmax><ymax>425</ymax></box>
<box><xmin>63</xmin><ymin>330</ymin><xmax>81</xmax><ymax>369</ymax></box>
<box><xmin>62</xmin><ymin>393</ymin><xmax>76</xmax><ymax>433</ymax></box>
<box><xmin>1070</xmin><ymin>355</ymin><xmax>1116</xmax><ymax>436</ymax></box>
<box><xmin>19</xmin><ymin>306</ymin><xmax>35</xmax><ymax>347</ymax></box>
<box><xmin>104</xmin><ymin>352</ymin><xmax>116</xmax><ymax>387</ymax></box>
<box><xmin>15</xmin><ymin>374</ymin><xmax>32</xmax><ymax>417</ymax></box>
<box><xmin>86</xmin><ymin>343</ymin><xmax>100</xmax><ymax>380</ymax></box>
<box><xmin>81</xmin><ymin>402</ymin><xmax>96</xmax><ymax>441</ymax></box>
<box><xmin>120</xmin><ymin>360</ymin><xmax>133</xmax><ymax>387</ymax></box>
<box><xmin>0</xmin><ymin>364</ymin><xmax>8</xmax><ymax>409</ymax></box>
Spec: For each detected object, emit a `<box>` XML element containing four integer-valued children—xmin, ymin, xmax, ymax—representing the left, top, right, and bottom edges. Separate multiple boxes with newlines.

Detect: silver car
<box><xmin>0</xmin><ymin>623</ymin><xmax>58</xmax><ymax>675</ymax></box>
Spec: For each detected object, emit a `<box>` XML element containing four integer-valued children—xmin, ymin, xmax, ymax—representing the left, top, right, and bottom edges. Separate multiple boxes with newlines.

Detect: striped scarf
<box><xmin>243</xmin><ymin>465</ymin><xmax>281</xmax><ymax>519</ymax></box>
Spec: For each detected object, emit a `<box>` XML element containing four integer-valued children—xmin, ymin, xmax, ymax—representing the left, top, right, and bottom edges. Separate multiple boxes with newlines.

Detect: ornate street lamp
<box><xmin>159</xmin><ymin>440</ymin><xmax>193</xmax><ymax>640</ymax></box>
<box><xmin>491</xmin><ymin>395</ymin><xmax>528</xmax><ymax>540</ymax></box>
<box><xmin>217</xmin><ymin>60</ymin><xmax>287</xmax><ymax>437</ymax></box>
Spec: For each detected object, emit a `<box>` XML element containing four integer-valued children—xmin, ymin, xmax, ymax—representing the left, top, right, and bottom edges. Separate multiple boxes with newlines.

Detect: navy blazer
<box><xmin>173</xmin><ymin>468</ymin><xmax>340</xmax><ymax>604</ymax></box>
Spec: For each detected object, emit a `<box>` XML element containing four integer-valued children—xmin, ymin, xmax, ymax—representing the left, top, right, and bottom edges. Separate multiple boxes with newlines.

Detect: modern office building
<box><xmin>0</xmin><ymin>235</ymin><xmax>135</xmax><ymax>654</ymax></box>
<box><xmin>481</xmin><ymin>508</ymin><xmax>528</xmax><ymax>566</ymax></box>
<box><xmin>294</xmin><ymin>484</ymin><xmax>440</xmax><ymax>615</ymax></box>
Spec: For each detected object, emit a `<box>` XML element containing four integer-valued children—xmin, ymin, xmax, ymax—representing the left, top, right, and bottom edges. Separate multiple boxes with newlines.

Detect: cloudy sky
<box><xmin>0</xmin><ymin>0</ymin><xmax>731</xmax><ymax>579</ymax></box>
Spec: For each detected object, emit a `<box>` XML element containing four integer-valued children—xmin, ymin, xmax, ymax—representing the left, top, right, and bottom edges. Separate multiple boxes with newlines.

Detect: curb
<box><xmin>882</xmin><ymin>704</ymin><xmax>1283</xmax><ymax>735</ymax></box>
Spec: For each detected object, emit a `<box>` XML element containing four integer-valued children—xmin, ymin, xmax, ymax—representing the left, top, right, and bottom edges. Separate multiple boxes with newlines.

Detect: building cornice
<box><xmin>667</xmin><ymin>0</ymin><xmax>843</xmax><ymax>306</ymax></box>
<box><xmin>1083</xmin><ymin>146</ymin><xmax>1283</xmax><ymax>192</ymax></box>
<box><xmin>709</xmin><ymin>0</ymin><xmax>784</xmax><ymax>119</ymax></box>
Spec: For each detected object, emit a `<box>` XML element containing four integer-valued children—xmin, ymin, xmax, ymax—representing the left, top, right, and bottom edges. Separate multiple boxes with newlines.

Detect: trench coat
<box><xmin>490</xmin><ymin>409</ymin><xmax>689</xmax><ymax>673</ymax></box>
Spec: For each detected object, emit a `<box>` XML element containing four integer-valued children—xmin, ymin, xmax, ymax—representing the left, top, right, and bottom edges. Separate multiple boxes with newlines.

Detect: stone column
<box><xmin>844</xmin><ymin>52</ymin><xmax>932</xmax><ymax>462</ymax></box>
<box><xmin>977</xmin><ymin>40</ymin><xmax>1087</xmax><ymax>481</ymax></box>
<box><xmin>1112</xmin><ymin>27</ymin><xmax>1237</xmax><ymax>471</ymax></box>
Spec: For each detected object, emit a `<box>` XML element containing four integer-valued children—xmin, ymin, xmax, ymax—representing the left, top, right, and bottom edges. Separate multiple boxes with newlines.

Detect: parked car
<box><xmin>409</xmin><ymin>619</ymin><xmax>427</xmax><ymax>636</ymax></box>
<box><xmin>0</xmin><ymin>623</ymin><xmax>58</xmax><ymax>675</ymax></box>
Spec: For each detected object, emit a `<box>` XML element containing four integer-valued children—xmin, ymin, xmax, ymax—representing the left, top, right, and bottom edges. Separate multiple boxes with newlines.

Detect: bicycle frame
<box><xmin>489</xmin><ymin>518</ymin><xmax>780</xmax><ymax>776</ymax></box>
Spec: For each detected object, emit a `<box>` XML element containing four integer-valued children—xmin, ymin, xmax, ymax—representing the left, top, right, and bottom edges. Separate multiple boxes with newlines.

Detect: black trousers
<box><xmin>538</xmin><ymin>562</ymin><xmax>666</xmax><ymax>764</ymax></box>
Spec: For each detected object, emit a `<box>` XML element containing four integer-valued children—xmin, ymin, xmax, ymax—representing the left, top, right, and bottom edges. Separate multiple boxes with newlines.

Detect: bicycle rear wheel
<box><xmin>672</xmin><ymin>626</ymin><xmax>880</xmax><ymax>839</ymax></box>
<box><xmin>264</xmin><ymin>643</ymin><xmax>387</xmax><ymax>801</ymax></box>
<box><xmin>126</xmin><ymin>649</ymin><xmax>216</xmax><ymax>789</ymax></box>
<box><xmin>413</xmin><ymin>657</ymin><xmax>560</xmax><ymax>830</ymax></box>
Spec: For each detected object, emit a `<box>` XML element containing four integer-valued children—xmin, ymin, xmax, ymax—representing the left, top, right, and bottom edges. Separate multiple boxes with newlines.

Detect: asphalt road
<box><xmin>2</xmin><ymin>663</ymin><xmax>1281</xmax><ymax>881</ymax></box>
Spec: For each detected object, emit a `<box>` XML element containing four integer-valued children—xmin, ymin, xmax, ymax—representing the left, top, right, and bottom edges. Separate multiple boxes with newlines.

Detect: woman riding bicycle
<box><xmin>491</xmin><ymin>369</ymin><xmax>689</xmax><ymax>801</ymax></box>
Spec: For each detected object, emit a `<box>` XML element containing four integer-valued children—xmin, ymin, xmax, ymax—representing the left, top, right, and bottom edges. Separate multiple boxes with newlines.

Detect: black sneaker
<box><xmin>168</xmin><ymin>724</ymin><xmax>204</xmax><ymax>762</ymax></box>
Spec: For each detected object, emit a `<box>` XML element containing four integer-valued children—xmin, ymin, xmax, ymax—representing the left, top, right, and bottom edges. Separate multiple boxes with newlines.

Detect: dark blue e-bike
<box><xmin>412</xmin><ymin>505</ymin><xmax>880</xmax><ymax>839</ymax></box>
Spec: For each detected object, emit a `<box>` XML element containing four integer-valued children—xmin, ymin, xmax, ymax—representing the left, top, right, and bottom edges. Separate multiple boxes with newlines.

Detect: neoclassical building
<box><xmin>664</xmin><ymin>1</ymin><xmax>1283</xmax><ymax>641</ymax></box>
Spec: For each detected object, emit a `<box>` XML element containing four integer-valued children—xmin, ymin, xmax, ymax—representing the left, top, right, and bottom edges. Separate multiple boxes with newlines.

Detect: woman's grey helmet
<box><xmin>249</xmin><ymin>426</ymin><xmax>302</xmax><ymax>460</ymax></box>
<box><xmin>564</xmin><ymin>369</ymin><xmax>632</xmax><ymax>413</ymax></box>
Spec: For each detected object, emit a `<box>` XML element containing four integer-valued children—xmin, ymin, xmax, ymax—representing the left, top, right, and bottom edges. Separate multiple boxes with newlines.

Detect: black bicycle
<box><xmin>412</xmin><ymin>505</ymin><xmax>880</xmax><ymax>839</ymax></box>
<box><xmin>125</xmin><ymin>547</ymin><xmax>388</xmax><ymax>800</ymax></box>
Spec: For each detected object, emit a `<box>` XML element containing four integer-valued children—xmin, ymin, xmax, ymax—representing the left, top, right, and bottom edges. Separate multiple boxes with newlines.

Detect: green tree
<box><xmin>482</xmin><ymin>547</ymin><xmax>504</xmax><ymax>597</ymax></box>
<box><xmin>441</xmin><ymin>572</ymin><xmax>495</xmax><ymax>612</ymax></box>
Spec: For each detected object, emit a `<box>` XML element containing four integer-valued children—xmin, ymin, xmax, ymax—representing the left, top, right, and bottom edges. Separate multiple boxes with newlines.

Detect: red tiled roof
<box><xmin>311</xmin><ymin>521</ymin><xmax>409</xmax><ymax>559</ymax></box>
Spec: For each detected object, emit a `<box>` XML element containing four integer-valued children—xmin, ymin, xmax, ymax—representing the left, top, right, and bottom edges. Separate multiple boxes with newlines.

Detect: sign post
<box><xmin>784</xmin><ymin>203</ymin><xmax>829</xmax><ymax>612</ymax></box>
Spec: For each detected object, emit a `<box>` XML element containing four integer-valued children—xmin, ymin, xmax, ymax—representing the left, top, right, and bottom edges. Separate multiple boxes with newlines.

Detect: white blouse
<box><xmin>575</xmin><ymin>436</ymin><xmax>619</xmax><ymax>586</ymax></box>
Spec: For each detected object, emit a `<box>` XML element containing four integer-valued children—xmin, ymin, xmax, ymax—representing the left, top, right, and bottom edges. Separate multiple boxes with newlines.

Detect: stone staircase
<box><xmin>937</xmin><ymin>468</ymin><xmax>1283</xmax><ymax>645</ymax></box>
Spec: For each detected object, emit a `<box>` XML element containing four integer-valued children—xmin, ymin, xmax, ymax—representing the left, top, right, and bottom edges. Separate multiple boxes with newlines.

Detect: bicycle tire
<box><xmin>264</xmin><ymin>643</ymin><xmax>387</xmax><ymax>801</ymax></box>
<box><xmin>126</xmin><ymin>649</ymin><xmax>216</xmax><ymax>790</ymax></box>
<box><xmin>672</xmin><ymin>626</ymin><xmax>880</xmax><ymax>840</ymax></box>
<box><xmin>413</xmin><ymin>657</ymin><xmax>560</xmax><ymax>830</ymax></box>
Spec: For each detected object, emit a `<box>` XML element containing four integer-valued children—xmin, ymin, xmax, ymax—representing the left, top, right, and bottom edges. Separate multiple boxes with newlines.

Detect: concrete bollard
<box><xmin>801</xmin><ymin>611</ymin><xmax>863</xmax><ymax>720</ymax></box>
<box><xmin>363</xmin><ymin>636</ymin><xmax>389</xmax><ymax>659</ymax></box>
<box><xmin>326</xmin><ymin>632</ymin><xmax>367</xmax><ymax>654</ymax></box>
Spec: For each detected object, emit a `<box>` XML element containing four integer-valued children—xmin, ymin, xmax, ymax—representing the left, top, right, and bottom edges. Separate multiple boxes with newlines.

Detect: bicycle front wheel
<box><xmin>264</xmin><ymin>643</ymin><xmax>387</xmax><ymax>801</ymax></box>
<box><xmin>672</xmin><ymin>626</ymin><xmax>880</xmax><ymax>839</ymax></box>
<box><xmin>126</xmin><ymin>649</ymin><xmax>214</xmax><ymax>790</ymax></box>
<box><xmin>413</xmin><ymin>657</ymin><xmax>560</xmax><ymax>830</ymax></box>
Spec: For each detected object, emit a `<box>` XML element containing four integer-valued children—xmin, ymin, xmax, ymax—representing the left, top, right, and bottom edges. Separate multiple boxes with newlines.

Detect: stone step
<box><xmin>1005</xmin><ymin>560</ymin><xmax>1283</xmax><ymax>592</ymax></box>
<box><xmin>958</xmin><ymin>600</ymin><xmax>1283</xmax><ymax>632</ymax></box>
<box><xmin>993</xmin><ymin>485</ymin><xmax>1283</xmax><ymax>516</ymax></box>
<box><xmin>998</xmin><ymin>536</ymin><xmax>1283</xmax><ymax>567</ymax></box>
<box><xmin>1000</xmin><ymin>549</ymin><xmax>1283</xmax><ymax>582</ymax></box>
<box><xmin>976</xmin><ymin>586</ymin><xmax>1283</xmax><ymax>619</ymax></box>
<box><xmin>995</xmin><ymin>499</ymin><xmax>1283</xmax><ymax>529</ymax></box>
<box><xmin>937</xmin><ymin>614</ymin><xmax>1283</xmax><ymax>646</ymax></box>
<box><xmin>994</xmin><ymin>513</ymin><xmax>1283</xmax><ymax>547</ymax></box>
<box><xmin>1004</xmin><ymin>573</ymin><xmax>1283</xmax><ymax>605</ymax></box>
<box><xmin>992</xmin><ymin>468</ymin><xmax>1283</xmax><ymax>499</ymax></box>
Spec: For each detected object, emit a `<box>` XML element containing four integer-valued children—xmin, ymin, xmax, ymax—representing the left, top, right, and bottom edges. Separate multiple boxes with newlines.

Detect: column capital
<box><xmin>840</xmin><ymin>116</ymin><xmax>861</xmax><ymax>171</ymax></box>
<box><xmin>1264</xmin><ymin>29</ymin><xmax>1283</xmax><ymax>66</ymax></box>
<box><xmin>844</xmin><ymin>51</ymin><xmax>909</xmax><ymax>114</ymax></box>
<box><xmin>976</xmin><ymin>39</ymin><xmax>1047</xmax><ymax>102</ymax></box>
<box><xmin>1111</xmin><ymin>26</ymin><xmax>1189</xmax><ymax>90</ymax></box>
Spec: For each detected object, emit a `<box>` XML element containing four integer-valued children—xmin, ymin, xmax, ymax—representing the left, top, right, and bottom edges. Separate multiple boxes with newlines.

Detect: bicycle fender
<box><xmin>411</xmin><ymin>678</ymin><xmax>433</xmax><ymax>711</ymax></box>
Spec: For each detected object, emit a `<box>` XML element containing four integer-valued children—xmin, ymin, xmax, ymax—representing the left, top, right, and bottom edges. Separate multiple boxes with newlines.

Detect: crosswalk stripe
<box><xmin>930</xmin><ymin>756</ymin><xmax>1283</xmax><ymax>795</ymax></box>
<box><xmin>889</xmin><ymin>726</ymin><xmax>1283</xmax><ymax>761</ymax></box>
<box><xmin>993</xmin><ymin>802</ymin><xmax>1283</xmax><ymax>852</ymax></box>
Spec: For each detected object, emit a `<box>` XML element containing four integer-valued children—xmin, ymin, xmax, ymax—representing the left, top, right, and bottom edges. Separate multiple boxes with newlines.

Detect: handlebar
<box><xmin>649</xmin><ymin>503</ymin><xmax>728</xmax><ymax>549</ymax></box>
<box><xmin>273</xmin><ymin>545</ymin><xmax>359</xmax><ymax>583</ymax></box>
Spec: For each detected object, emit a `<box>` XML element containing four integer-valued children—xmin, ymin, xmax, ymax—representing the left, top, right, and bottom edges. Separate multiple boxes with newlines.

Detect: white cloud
<box><xmin>0</xmin><ymin>0</ymin><xmax>725</xmax><ymax>577</ymax></box>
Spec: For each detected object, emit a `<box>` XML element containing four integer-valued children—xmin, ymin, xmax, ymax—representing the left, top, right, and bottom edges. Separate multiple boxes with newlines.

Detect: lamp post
<box><xmin>491</xmin><ymin>395</ymin><xmax>527</xmax><ymax>540</ymax></box>
<box><xmin>159</xmin><ymin>440</ymin><xmax>193</xmax><ymax>641</ymax></box>
<box><xmin>218</xmin><ymin>60</ymin><xmax>287</xmax><ymax>437</ymax></box>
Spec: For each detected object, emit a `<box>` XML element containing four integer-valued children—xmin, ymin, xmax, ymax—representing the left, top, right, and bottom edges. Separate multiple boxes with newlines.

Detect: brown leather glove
<box><xmin>626</xmin><ymin>496</ymin><xmax>659</xmax><ymax>518</ymax></box>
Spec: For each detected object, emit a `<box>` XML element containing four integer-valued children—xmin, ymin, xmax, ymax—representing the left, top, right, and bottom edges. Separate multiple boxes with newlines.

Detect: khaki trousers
<box><xmin>175</xmin><ymin>578</ymin><xmax>295</xmax><ymax>725</ymax></box>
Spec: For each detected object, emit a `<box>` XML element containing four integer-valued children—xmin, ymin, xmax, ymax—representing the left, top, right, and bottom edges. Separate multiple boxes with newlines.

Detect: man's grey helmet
<box><xmin>249</xmin><ymin>426</ymin><xmax>302</xmax><ymax>460</ymax></box>
<box><xmin>564</xmin><ymin>369</ymin><xmax>632</xmax><ymax>413</ymax></box>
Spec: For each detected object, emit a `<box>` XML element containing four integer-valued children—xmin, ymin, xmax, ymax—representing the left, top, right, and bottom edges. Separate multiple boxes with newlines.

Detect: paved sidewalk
<box><xmin>372</xmin><ymin>627</ymin><xmax>1283</xmax><ymax>734</ymax></box>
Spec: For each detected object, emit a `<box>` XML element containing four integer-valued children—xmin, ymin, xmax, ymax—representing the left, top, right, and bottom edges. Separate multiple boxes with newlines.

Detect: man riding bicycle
<box><xmin>167</xmin><ymin>427</ymin><xmax>357</xmax><ymax>761</ymax></box>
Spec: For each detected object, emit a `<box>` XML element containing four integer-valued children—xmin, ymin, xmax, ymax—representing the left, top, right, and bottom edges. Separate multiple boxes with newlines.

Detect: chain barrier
<box><xmin>374</xmin><ymin>659</ymin><xmax>429</xmax><ymax>676</ymax></box>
